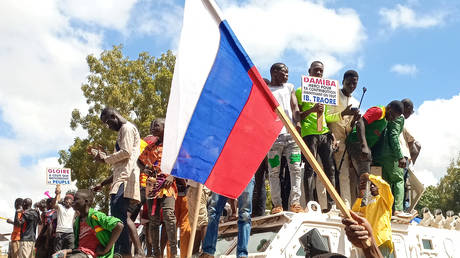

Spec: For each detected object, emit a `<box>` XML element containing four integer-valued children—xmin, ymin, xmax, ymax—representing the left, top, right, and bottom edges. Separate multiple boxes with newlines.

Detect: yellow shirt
<box><xmin>352</xmin><ymin>174</ymin><xmax>394</xmax><ymax>252</ymax></box>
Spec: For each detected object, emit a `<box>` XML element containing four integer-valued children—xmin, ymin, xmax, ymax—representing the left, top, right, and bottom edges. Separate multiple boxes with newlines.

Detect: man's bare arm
<box><xmin>52</xmin><ymin>185</ymin><xmax>61</xmax><ymax>209</ymax></box>
<box><xmin>95</xmin><ymin>222</ymin><xmax>124</xmax><ymax>256</ymax></box>
<box><xmin>290</xmin><ymin>90</ymin><xmax>301</xmax><ymax>125</ymax></box>
<box><xmin>13</xmin><ymin>210</ymin><xmax>22</xmax><ymax>227</ymax></box>
<box><xmin>343</xmin><ymin>210</ymin><xmax>383</xmax><ymax>258</ymax></box>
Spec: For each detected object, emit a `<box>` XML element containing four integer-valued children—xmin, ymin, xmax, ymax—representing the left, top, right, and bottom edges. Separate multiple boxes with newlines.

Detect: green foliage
<box><xmin>416</xmin><ymin>185</ymin><xmax>439</xmax><ymax>213</ymax></box>
<box><xmin>59</xmin><ymin>45</ymin><xmax>175</xmax><ymax>212</ymax></box>
<box><xmin>416</xmin><ymin>154</ymin><xmax>460</xmax><ymax>214</ymax></box>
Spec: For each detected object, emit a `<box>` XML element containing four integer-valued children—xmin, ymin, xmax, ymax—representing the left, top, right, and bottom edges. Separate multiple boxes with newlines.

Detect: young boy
<box><xmin>55</xmin><ymin>189</ymin><xmax>123</xmax><ymax>258</ymax></box>
<box><xmin>7</xmin><ymin>198</ymin><xmax>23</xmax><ymax>258</ymax></box>
<box><xmin>18</xmin><ymin>198</ymin><xmax>40</xmax><ymax>258</ymax></box>
<box><xmin>36</xmin><ymin>198</ymin><xmax>57</xmax><ymax>258</ymax></box>
<box><xmin>138</xmin><ymin>118</ymin><xmax>178</xmax><ymax>257</ymax></box>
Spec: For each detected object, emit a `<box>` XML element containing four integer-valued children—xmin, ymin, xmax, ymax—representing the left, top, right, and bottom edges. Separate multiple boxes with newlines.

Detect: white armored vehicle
<box><xmin>213</xmin><ymin>168</ymin><xmax>460</xmax><ymax>258</ymax></box>
<box><xmin>214</xmin><ymin>202</ymin><xmax>460</xmax><ymax>258</ymax></box>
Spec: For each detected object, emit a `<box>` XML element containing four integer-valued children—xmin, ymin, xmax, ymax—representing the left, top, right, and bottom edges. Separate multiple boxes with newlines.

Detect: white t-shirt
<box><xmin>269</xmin><ymin>83</ymin><xmax>294</xmax><ymax>135</ymax></box>
<box><xmin>56</xmin><ymin>203</ymin><xmax>75</xmax><ymax>233</ymax></box>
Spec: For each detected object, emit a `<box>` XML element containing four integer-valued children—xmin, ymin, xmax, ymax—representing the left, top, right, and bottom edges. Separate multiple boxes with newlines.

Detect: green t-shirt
<box><xmin>295</xmin><ymin>88</ymin><xmax>341</xmax><ymax>137</ymax></box>
<box><xmin>347</xmin><ymin>106</ymin><xmax>387</xmax><ymax>148</ymax></box>
<box><xmin>74</xmin><ymin>208</ymin><xmax>121</xmax><ymax>258</ymax></box>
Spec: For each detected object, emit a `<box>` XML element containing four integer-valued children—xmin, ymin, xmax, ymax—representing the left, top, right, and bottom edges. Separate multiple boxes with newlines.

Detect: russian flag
<box><xmin>161</xmin><ymin>0</ymin><xmax>283</xmax><ymax>198</ymax></box>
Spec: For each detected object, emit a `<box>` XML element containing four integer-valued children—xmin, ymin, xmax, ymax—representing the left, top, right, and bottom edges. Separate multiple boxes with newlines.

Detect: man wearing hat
<box><xmin>52</xmin><ymin>184</ymin><xmax>75</xmax><ymax>253</ymax></box>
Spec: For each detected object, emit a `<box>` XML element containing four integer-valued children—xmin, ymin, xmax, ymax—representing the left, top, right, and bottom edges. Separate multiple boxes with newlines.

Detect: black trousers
<box><xmin>302</xmin><ymin>133</ymin><xmax>336</xmax><ymax>209</ymax></box>
<box><xmin>54</xmin><ymin>232</ymin><xmax>74</xmax><ymax>253</ymax></box>
<box><xmin>252</xmin><ymin>157</ymin><xmax>267</xmax><ymax>217</ymax></box>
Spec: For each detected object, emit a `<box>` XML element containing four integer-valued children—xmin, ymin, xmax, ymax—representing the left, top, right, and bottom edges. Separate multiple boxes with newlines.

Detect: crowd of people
<box><xmin>5</xmin><ymin>60</ymin><xmax>421</xmax><ymax>258</ymax></box>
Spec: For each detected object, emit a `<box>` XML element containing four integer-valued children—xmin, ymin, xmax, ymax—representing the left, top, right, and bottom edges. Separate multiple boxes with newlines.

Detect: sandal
<box><xmin>271</xmin><ymin>206</ymin><xmax>283</xmax><ymax>214</ymax></box>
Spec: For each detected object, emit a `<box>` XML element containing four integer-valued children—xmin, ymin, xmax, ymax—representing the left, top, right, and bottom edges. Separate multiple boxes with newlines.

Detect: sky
<box><xmin>1</xmin><ymin>0</ymin><xmax>460</xmax><ymax>238</ymax></box>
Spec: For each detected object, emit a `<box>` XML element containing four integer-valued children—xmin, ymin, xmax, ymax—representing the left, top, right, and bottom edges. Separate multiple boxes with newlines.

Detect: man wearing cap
<box><xmin>52</xmin><ymin>184</ymin><xmax>75</xmax><ymax>253</ymax></box>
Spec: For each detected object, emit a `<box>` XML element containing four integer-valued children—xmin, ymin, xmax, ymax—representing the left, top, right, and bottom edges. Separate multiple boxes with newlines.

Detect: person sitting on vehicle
<box><xmin>53</xmin><ymin>189</ymin><xmax>124</xmax><ymax>258</ymax></box>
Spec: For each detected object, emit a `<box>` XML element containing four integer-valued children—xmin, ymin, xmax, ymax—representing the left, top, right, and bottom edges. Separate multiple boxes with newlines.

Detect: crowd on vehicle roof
<box><xmin>7</xmin><ymin>61</ymin><xmax>425</xmax><ymax>258</ymax></box>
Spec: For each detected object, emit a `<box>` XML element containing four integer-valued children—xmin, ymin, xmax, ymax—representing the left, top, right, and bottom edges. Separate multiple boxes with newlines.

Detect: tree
<box><xmin>416</xmin><ymin>154</ymin><xmax>460</xmax><ymax>215</ymax></box>
<box><xmin>416</xmin><ymin>185</ymin><xmax>440</xmax><ymax>213</ymax></box>
<box><xmin>59</xmin><ymin>45</ymin><xmax>175</xmax><ymax>212</ymax></box>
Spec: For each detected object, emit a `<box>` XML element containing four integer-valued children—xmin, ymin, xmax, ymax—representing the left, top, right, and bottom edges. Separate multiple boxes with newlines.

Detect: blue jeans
<box><xmin>110</xmin><ymin>184</ymin><xmax>131</xmax><ymax>255</ymax></box>
<box><xmin>203</xmin><ymin>177</ymin><xmax>254</xmax><ymax>257</ymax></box>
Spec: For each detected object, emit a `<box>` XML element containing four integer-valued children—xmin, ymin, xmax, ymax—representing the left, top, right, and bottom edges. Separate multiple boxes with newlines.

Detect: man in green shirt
<box><xmin>372</xmin><ymin>100</ymin><xmax>411</xmax><ymax>214</ymax></box>
<box><xmin>346</xmin><ymin>101</ymin><xmax>404</xmax><ymax>206</ymax></box>
<box><xmin>295</xmin><ymin>61</ymin><xmax>355</xmax><ymax>212</ymax></box>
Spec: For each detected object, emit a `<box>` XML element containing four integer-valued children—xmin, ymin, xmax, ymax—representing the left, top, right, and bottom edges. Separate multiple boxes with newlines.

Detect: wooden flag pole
<box><xmin>261</xmin><ymin>76</ymin><xmax>343</xmax><ymax>211</ymax></box>
<box><xmin>274</xmin><ymin>105</ymin><xmax>371</xmax><ymax>247</ymax></box>
<box><xmin>186</xmin><ymin>183</ymin><xmax>203</xmax><ymax>258</ymax></box>
<box><xmin>275</xmin><ymin>106</ymin><xmax>348</xmax><ymax>216</ymax></box>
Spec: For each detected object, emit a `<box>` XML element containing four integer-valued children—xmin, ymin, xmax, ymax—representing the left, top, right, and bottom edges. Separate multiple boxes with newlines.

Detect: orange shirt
<box><xmin>139</xmin><ymin>136</ymin><xmax>158</xmax><ymax>188</ymax></box>
<box><xmin>139</xmin><ymin>143</ymin><xmax>177</xmax><ymax>199</ymax></box>
<box><xmin>11</xmin><ymin>211</ymin><xmax>22</xmax><ymax>241</ymax></box>
<box><xmin>138</xmin><ymin>143</ymin><xmax>163</xmax><ymax>172</ymax></box>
